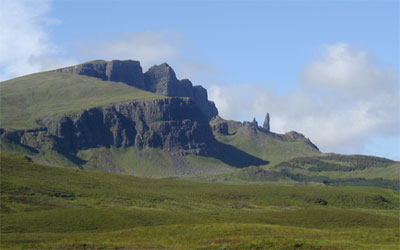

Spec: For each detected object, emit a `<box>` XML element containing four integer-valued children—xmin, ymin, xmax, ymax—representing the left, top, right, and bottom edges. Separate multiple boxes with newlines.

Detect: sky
<box><xmin>0</xmin><ymin>0</ymin><xmax>399</xmax><ymax>160</ymax></box>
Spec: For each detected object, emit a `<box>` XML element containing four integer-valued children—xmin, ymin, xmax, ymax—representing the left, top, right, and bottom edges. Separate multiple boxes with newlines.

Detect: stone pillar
<box><xmin>263</xmin><ymin>112</ymin><xmax>270</xmax><ymax>132</ymax></box>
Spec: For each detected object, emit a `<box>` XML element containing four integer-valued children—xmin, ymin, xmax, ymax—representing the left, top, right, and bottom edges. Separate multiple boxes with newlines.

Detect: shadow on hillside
<box><xmin>59</xmin><ymin>150</ymin><xmax>87</xmax><ymax>167</ymax></box>
<box><xmin>213</xmin><ymin>141</ymin><xmax>269</xmax><ymax>168</ymax></box>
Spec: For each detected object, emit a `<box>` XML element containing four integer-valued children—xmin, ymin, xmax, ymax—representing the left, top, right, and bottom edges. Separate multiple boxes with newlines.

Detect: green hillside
<box><xmin>213</xmin><ymin>119</ymin><xmax>321</xmax><ymax>166</ymax></box>
<box><xmin>194</xmin><ymin>154</ymin><xmax>400</xmax><ymax>189</ymax></box>
<box><xmin>277</xmin><ymin>154</ymin><xmax>400</xmax><ymax>180</ymax></box>
<box><xmin>0</xmin><ymin>72</ymin><xmax>163</xmax><ymax>129</ymax></box>
<box><xmin>1</xmin><ymin>153</ymin><xmax>399</xmax><ymax>249</ymax></box>
<box><xmin>76</xmin><ymin>146</ymin><xmax>235</xmax><ymax>177</ymax></box>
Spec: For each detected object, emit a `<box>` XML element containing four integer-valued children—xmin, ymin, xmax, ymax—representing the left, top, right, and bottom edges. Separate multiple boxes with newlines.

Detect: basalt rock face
<box><xmin>1</xmin><ymin>98</ymin><xmax>216</xmax><ymax>156</ymax></box>
<box><xmin>144</xmin><ymin>63</ymin><xmax>190</xmax><ymax>96</ymax></box>
<box><xmin>55</xmin><ymin>60</ymin><xmax>218</xmax><ymax>120</ymax></box>
<box><xmin>144</xmin><ymin>63</ymin><xmax>218</xmax><ymax>120</ymax></box>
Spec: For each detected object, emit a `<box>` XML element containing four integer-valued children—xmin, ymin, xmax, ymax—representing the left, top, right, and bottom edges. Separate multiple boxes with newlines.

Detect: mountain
<box><xmin>1</xmin><ymin>59</ymin><xmax>398</xmax><ymax>188</ymax></box>
<box><xmin>54</xmin><ymin>60</ymin><xmax>218</xmax><ymax>121</ymax></box>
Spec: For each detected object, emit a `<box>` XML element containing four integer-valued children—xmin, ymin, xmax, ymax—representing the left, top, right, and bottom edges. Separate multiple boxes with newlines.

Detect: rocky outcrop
<box><xmin>284</xmin><ymin>131</ymin><xmax>319</xmax><ymax>150</ymax></box>
<box><xmin>144</xmin><ymin>63</ymin><xmax>218</xmax><ymax>121</ymax></box>
<box><xmin>55</xmin><ymin>60</ymin><xmax>218</xmax><ymax>120</ymax></box>
<box><xmin>210</xmin><ymin>116</ymin><xmax>229</xmax><ymax>135</ymax></box>
<box><xmin>242</xmin><ymin>118</ymin><xmax>259</xmax><ymax>137</ymax></box>
<box><xmin>1</xmin><ymin>98</ymin><xmax>216</xmax><ymax>156</ymax></box>
<box><xmin>144</xmin><ymin>63</ymin><xmax>189</xmax><ymax>96</ymax></box>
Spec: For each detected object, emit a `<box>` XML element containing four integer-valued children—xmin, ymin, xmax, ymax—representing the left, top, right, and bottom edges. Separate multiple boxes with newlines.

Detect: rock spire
<box><xmin>263</xmin><ymin>112</ymin><xmax>270</xmax><ymax>132</ymax></box>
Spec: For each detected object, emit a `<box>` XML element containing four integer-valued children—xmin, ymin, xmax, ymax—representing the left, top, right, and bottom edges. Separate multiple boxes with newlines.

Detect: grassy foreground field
<box><xmin>1</xmin><ymin>153</ymin><xmax>399</xmax><ymax>249</ymax></box>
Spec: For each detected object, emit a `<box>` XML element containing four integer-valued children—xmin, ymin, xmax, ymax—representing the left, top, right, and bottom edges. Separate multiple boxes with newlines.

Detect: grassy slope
<box><xmin>315</xmin><ymin>162</ymin><xmax>400</xmax><ymax>180</ymax></box>
<box><xmin>291</xmin><ymin>155</ymin><xmax>400</xmax><ymax>180</ymax></box>
<box><xmin>0</xmin><ymin>131</ymin><xmax>82</xmax><ymax>170</ymax></box>
<box><xmin>0</xmin><ymin>72</ymin><xmax>163</xmax><ymax>129</ymax></box>
<box><xmin>204</xmin><ymin>120</ymin><xmax>399</xmax><ymax>188</ymax></box>
<box><xmin>1</xmin><ymin>153</ymin><xmax>399</xmax><ymax>249</ymax></box>
<box><xmin>198</xmin><ymin>155</ymin><xmax>400</xmax><ymax>189</ymax></box>
<box><xmin>76</xmin><ymin>146</ymin><xmax>235</xmax><ymax>178</ymax></box>
<box><xmin>0</xmin><ymin>140</ymin><xmax>237</xmax><ymax>178</ymax></box>
<box><xmin>213</xmin><ymin>120</ymin><xmax>321</xmax><ymax>167</ymax></box>
<box><xmin>76</xmin><ymin>147</ymin><xmax>228</xmax><ymax>178</ymax></box>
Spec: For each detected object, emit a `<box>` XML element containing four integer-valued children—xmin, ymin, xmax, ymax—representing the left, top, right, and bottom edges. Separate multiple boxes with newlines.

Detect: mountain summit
<box><xmin>55</xmin><ymin>60</ymin><xmax>218</xmax><ymax>120</ymax></box>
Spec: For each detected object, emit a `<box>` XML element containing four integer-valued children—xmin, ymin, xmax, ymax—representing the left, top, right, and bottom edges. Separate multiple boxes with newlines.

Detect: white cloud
<box><xmin>301</xmin><ymin>43</ymin><xmax>397</xmax><ymax>98</ymax></box>
<box><xmin>83</xmin><ymin>31</ymin><xmax>179</xmax><ymax>69</ymax></box>
<box><xmin>0</xmin><ymin>0</ymin><xmax>76</xmax><ymax>81</ymax></box>
<box><xmin>209</xmin><ymin>43</ymin><xmax>400</xmax><ymax>155</ymax></box>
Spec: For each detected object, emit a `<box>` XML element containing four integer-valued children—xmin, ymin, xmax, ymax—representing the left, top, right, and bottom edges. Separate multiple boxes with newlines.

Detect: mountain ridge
<box><xmin>54</xmin><ymin>59</ymin><xmax>218</xmax><ymax>121</ymax></box>
<box><xmin>1</xmin><ymin>59</ymin><xmax>398</xmax><ymax>188</ymax></box>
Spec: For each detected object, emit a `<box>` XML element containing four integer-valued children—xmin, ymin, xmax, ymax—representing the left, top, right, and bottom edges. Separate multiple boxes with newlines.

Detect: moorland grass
<box><xmin>1</xmin><ymin>153</ymin><xmax>399</xmax><ymax>249</ymax></box>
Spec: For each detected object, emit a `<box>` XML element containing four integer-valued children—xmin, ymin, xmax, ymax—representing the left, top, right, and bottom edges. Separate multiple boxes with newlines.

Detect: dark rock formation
<box><xmin>1</xmin><ymin>98</ymin><xmax>216</xmax><ymax>156</ymax></box>
<box><xmin>54</xmin><ymin>60</ymin><xmax>218</xmax><ymax>120</ymax></box>
<box><xmin>263</xmin><ymin>112</ymin><xmax>270</xmax><ymax>132</ymax></box>
<box><xmin>144</xmin><ymin>63</ymin><xmax>187</xmax><ymax>96</ymax></box>
<box><xmin>243</xmin><ymin>118</ymin><xmax>258</xmax><ymax>128</ymax></box>
<box><xmin>210</xmin><ymin>116</ymin><xmax>229</xmax><ymax>135</ymax></box>
<box><xmin>144</xmin><ymin>63</ymin><xmax>218</xmax><ymax>121</ymax></box>
<box><xmin>45</xmin><ymin>98</ymin><xmax>215</xmax><ymax>155</ymax></box>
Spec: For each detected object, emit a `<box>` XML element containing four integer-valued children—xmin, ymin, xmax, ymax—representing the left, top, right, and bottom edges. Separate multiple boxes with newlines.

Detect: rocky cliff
<box><xmin>1</xmin><ymin>98</ymin><xmax>215</xmax><ymax>156</ymax></box>
<box><xmin>55</xmin><ymin>60</ymin><xmax>218</xmax><ymax>120</ymax></box>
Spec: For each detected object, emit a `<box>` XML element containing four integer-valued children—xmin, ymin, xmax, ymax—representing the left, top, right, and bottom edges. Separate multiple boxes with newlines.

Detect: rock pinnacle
<box><xmin>263</xmin><ymin>112</ymin><xmax>270</xmax><ymax>132</ymax></box>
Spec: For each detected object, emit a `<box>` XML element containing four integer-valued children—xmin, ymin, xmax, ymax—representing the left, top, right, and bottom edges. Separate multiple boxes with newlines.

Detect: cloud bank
<box><xmin>209</xmin><ymin>43</ymin><xmax>399</xmax><ymax>155</ymax></box>
<box><xmin>0</xmin><ymin>0</ymin><xmax>76</xmax><ymax>81</ymax></box>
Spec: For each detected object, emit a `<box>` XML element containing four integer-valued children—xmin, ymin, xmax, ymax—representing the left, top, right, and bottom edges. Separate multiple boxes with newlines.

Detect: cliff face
<box><xmin>1</xmin><ymin>98</ymin><xmax>216</xmax><ymax>156</ymax></box>
<box><xmin>55</xmin><ymin>60</ymin><xmax>218</xmax><ymax>120</ymax></box>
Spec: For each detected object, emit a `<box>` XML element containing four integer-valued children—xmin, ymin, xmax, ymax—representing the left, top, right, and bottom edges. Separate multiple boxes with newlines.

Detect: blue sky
<box><xmin>1</xmin><ymin>0</ymin><xmax>399</xmax><ymax>159</ymax></box>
